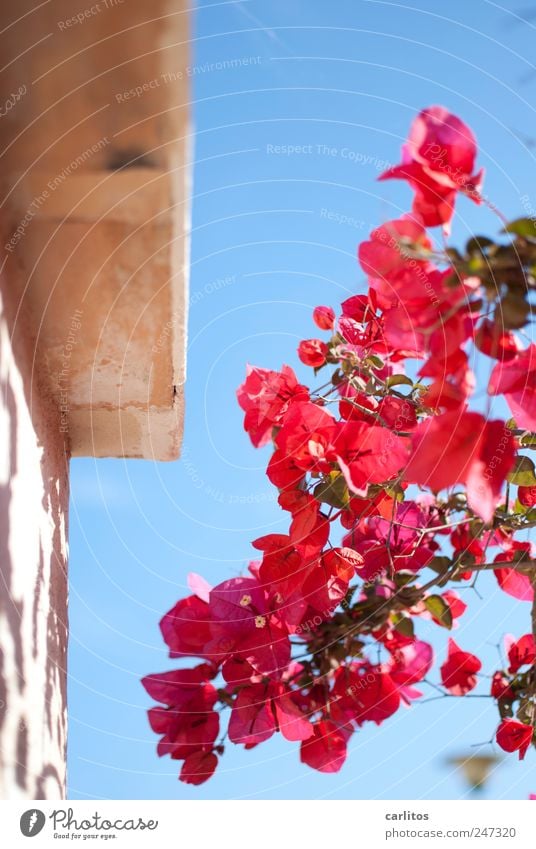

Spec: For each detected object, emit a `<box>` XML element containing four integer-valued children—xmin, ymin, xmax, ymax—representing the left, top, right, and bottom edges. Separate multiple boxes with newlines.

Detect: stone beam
<box><xmin>0</xmin><ymin>0</ymin><xmax>191</xmax><ymax>459</ymax></box>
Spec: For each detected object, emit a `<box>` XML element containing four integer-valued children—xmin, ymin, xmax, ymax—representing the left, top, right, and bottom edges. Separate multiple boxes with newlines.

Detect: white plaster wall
<box><xmin>0</xmin><ymin>280</ymin><xmax>68</xmax><ymax>799</ymax></box>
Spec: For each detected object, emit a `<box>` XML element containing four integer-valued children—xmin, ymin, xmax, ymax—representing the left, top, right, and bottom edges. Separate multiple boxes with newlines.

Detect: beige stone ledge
<box><xmin>0</xmin><ymin>0</ymin><xmax>191</xmax><ymax>460</ymax></box>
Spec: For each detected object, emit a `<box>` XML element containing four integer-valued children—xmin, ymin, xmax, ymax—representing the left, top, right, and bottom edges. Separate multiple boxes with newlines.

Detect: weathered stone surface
<box><xmin>1</xmin><ymin>0</ymin><xmax>190</xmax><ymax>460</ymax></box>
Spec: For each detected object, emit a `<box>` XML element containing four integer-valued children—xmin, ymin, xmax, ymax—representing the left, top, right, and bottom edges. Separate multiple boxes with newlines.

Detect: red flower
<box><xmin>489</xmin><ymin>345</ymin><xmax>536</xmax><ymax>431</ymax></box>
<box><xmin>490</xmin><ymin>672</ymin><xmax>515</xmax><ymax>702</ymax></box>
<box><xmin>496</xmin><ymin>719</ymin><xmax>534</xmax><ymax>760</ymax></box>
<box><xmin>378</xmin><ymin>396</ymin><xmax>417</xmax><ymax>430</ymax></box>
<box><xmin>440</xmin><ymin>639</ymin><xmax>481</xmax><ymax>695</ymax></box>
<box><xmin>439</xmin><ymin>590</ymin><xmax>467</xmax><ymax>623</ymax></box>
<box><xmin>518</xmin><ymin>486</ymin><xmax>536</xmax><ymax>508</ymax></box>
<box><xmin>334</xmin><ymin>420</ymin><xmax>410</xmax><ymax>496</ymax></box>
<box><xmin>475</xmin><ymin>319</ymin><xmax>520</xmax><ymax>362</ymax></box>
<box><xmin>507</xmin><ymin>634</ymin><xmax>536</xmax><ymax>673</ymax></box>
<box><xmin>160</xmin><ymin>595</ymin><xmax>215</xmax><ymax>662</ymax></box>
<box><xmin>266</xmin><ymin>448</ymin><xmax>305</xmax><ymax>491</ymax></box>
<box><xmin>300</xmin><ymin>720</ymin><xmax>348</xmax><ymax>773</ymax></box>
<box><xmin>228</xmin><ymin>684</ymin><xmax>277</xmax><ymax>746</ymax></box>
<box><xmin>237</xmin><ymin>364</ymin><xmax>309</xmax><ymax>448</ymax></box>
<box><xmin>404</xmin><ymin>412</ymin><xmax>515</xmax><ymax>523</ymax></box>
<box><xmin>358</xmin><ymin>216</ymin><xmax>433</xmax><ymax>308</ymax></box>
<box><xmin>298</xmin><ymin>339</ymin><xmax>329</xmax><ymax>367</ymax></box>
<box><xmin>336</xmin><ymin>665</ymin><xmax>401</xmax><ymax>725</ymax></box>
<box><xmin>348</xmin><ymin>501</ymin><xmax>435</xmax><ymax>579</ymax></box>
<box><xmin>313</xmin><ymin>305</ymin><xmax>335</xmax><ymax>330</ymax></box>
<box><xmin>208</xmin><ymin>576</ymin><xmax>290</xmax><ymax>677</ymax></box>
<box><xmin>341</xmin><ymin>294</ymin><xmax>373</xmax><ymax>323</ymax></box>
<box><xmin>286</xmin><ymin>493</ymin><xmax>330</xmax><ymax>559</ymax></box>
<box><xmin>229</xmin><ymin>682</ymin><xmax>313</xmax><ymax>746</ymax></box>
<box><xmin>143</xmin><ymin>665</ymin><xmax>220</xmax><ymax>773</ymax></box>
<box><xmin>180</xmin><ymin>751</ymin><xmax>218</xmax><ymax>785</ymax></box>
<box><xmin>388</xmin><ymin>640</ymin><xmax>434</xmax><ymax>702</ymax></box>
<box><xmin>298</xmin><ymin>547</ymin><xmax>361</xmax><ymax>621</ymax></box>
<box><xmin>271</xmin><ymin>682</ymin><xmax>314</xmax><ymax>742</ymax></box>
<box><xmin>275</xmin><ymin>402</ymin><xmax>337</xmax><ymax>474</ymax></box>
<box><xmin>379</xmin><ymin>106</ymin><xmax>482</xmax><ymax>228</ymax></box>
<box><xmin>494</xmin><ymin>544</ymin><xmax>534</xmax><ymax>602</ymax></box>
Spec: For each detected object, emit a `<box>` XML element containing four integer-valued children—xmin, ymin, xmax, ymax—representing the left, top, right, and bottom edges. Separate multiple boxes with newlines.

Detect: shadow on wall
<box><xmin>0</xmin><ymin>275</ymin><xmax>69</xmax><ymax>799</ymax></box>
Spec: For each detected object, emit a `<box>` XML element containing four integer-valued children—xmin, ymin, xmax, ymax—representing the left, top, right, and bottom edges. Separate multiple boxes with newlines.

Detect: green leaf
<box><xmin>427</xmin><ymin>556</ymin><xmax>451</xmax><ymax>575</ymax></box>
<box><xmin>424</xmin><ymin>595</ymin><xmax>453</xmax><ymax>629</ymax></box>
<box><xmin>445</xmin><ymin>247</ymin><xmax>463</xmax><ymax>263</ymax></box>
<box><xmin>314</xmin><ymin>472</ymin><xmax>350</xmax><ymax>509</ymax></box>
<box><xmin>500</xmin><ymin>293</ymin><xmax>530</xmax><ymax>330</ymax></box>
<box><xmin>519</xmin><ymin>432</ymin><xmax>536</xmax><ymax>448</ymax></box>
<box><xmin>367</xmin><ymin>354</ymin><xmax>384</xmax><ymax>369</ymax></box>
<box><xmin>507</xmin><ymin>455</ymin><xmax>536</xmax><ymax>486</ymax></box>
<box><xmin>514</xmin><ymin>499</ymin><xmax>528</xmax><ymax>515</ymax></box>
<box><xmin>392</xmin><ymin>613</ymin><xmax>415</xmax><ymax>638</ymax></box>
<box><xmin>385</xmin><ymin>374</ymin><xmax>414</xmax><ymax>389</ymax></box>
<box><xmin>466</xmin><ymin>235</ymin><xmax>494</xmax><ymax>254</ymax></box>
<box><xmin>384</xmin><ymin>484</ymin><xmax>405</xmax><ymax>502</ymax></box>
<box><xmin>502</xmin><ymin>217</ymin><xmax>536</xmax><ymax>239</ymax></box>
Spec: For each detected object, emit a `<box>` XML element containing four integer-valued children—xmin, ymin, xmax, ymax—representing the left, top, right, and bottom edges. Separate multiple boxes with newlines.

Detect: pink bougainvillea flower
<box><xmin>388</xmin><ymin>639</ymin><xmax>434</xmax><ymax>702</ymax></box>
<box><xmin>228</xmin><ymin>682</ymin><xmax>313</xmax><ymax>746</ymax></box>
<box><xmin>275</xmin><ymin>401</ymin><xmax>338</xmax><ymax>474</ymax></box>
<box><xmin>144</xmin><ymin>105</ymin><xmax>536</xmax><ymax>787</ymax></box>
<box><xmin>298</xmin><ymin>339</ymin><xmax>329</xmax><ymax>368</ymax></box>
<box><xmin>237</xmin><ymin>364</ymin><xmax>309</xmax><ymax>448</ymax></box>
<box><xmin>494</xmin><ymin>545</ymin><xmax>534</xmax><ymax>602</ymax></box>
<box><xmin>266</xmin><ymin>448</ymin><xmax>305</xmax><ymax>492</ymax></box>
<box><xmin>341</xmin><ymin>293</ymin><xmax>374</xmax><ymax>322</ymax></box>
<box><xmin>489</xmin><ymin>344</ymin><xmax>536</xmax><ymax>431</ymax></box>
<box><xmin>208</xmin><ymin>576</ymin><xmax>291</xmax><ymax>677</ymax></box>
<box><xmin>300</xmin><ymin>720</ymin><xmax>348</xmax><ymax>773</ymax></box>
<box><xmin>160</xmin><ymin>595</ymin><xmax>215</xmax><ymax>662</ymax></box>
<box><xmin>440</xmin><ymin>590</ymin><xmax>467</xmax><ymax>623</ymax></box>
<box><xmin>313</xmin><ymin>305</ymin><xmax>335</xmax><ymax>330</ymax></box>
<box><xmin>348</xmin><ymin>501</ymin><xmax>436</xmax><ymax>580</ymax></box>
<box><xmin>287</xmin><ymin>498</ymin><xmax>330</xmax><ymax>561</ymax></box>
<box><xmin>271</xmin><ymin>683</ymin><xmax>314</xmax><ymax>742</ymax></box>
<box><xmin>404</xmin><ymin>411</ymin><xmax>515</xmax><ymax>523</ymax></box>
<box><xmin>228</xmin><ymin>683</ymin><xmax>277</xmax><ymax>746</ymax></box>
<box><xmin>187</xmin><ymin>571</ymin><xmax>212</xmax><ymax>603</ymax></box>
<box><xmin>507</xmin><ymin>634</ymin><xmax>536</xmax><ymax>673</ymax></box>
<box><xmin>379</xmin><ymin>106</ymin><xmax>483</xmax><ymax>229</ymax></box>
<box><xmin>496</xmin><ymin>719</ymin><xmax>534</xmax><ymax>760</ymax></box>
<box><xmin>142</xmin><ymin>664</ymin><xmax>217</xmax><ymax>708</ymax></box>
<box><xmin>440</xmin><ymin>639</ymin><xmax>481</xmax><ymax>695</ymax></box>
<box><xmin>358</xmin><ymin>216</ymin><xmax>433</xmax><ymax>309</ymax></box>
<box><xmin>143</xmin><ymin>665</ymin><xmax>220</xmax><ymax>771</ymax></box>
<box><xmin>298</xmin><ymin>547</ymin><xmax>362</xmax><ymax>621</ymax></box>
<box><xmin>475</xmin><ymin>319</ymin><xmax>521</xmax><ymax>362</ymax></box>
<box><xmin>490</xmin><ymin>672</ymin><xmax>515</xmax><ymax>702</ymax></box>
<box><xmin>180</xmin><ymin>751</ymin><xmax>219</xmax><ymax>785</ymax></box>
<box><xmin>334</xmin><ymin>420</ymin><xmax>410</xmax><ymax>496</ymax></box>
<box><xmin>334</xmin><ymin>664</ymin><xmax>401</xmax><ymax>725</ymax></box>
<box><xmin>518</xmin><ymin>486</ymin><xmax>536</xmax><ymax>508</ymax></box>
<box><xmin>494</xmin><ymin>568</ymin><xmax>532</xmax><ymax>601</ymax></box>
<box><xmin>377</xmin><ymin>395</ymin><xmax>418</xmax><ymax>431</ymax></box>
<box><xmin>419</xmin><ymin>348</ymin><xmax>476</xmax><ymax>412</ymax></box>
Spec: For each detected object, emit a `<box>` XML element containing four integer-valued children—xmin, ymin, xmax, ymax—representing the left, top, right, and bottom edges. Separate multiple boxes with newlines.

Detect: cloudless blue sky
<box><xmin>68</xmin><ymin>0</ymin><xmax>536</xmax><ymax>800</ymax></box>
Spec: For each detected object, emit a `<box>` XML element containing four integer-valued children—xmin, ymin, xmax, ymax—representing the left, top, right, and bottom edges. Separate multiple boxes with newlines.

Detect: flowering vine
<box><xmin>143</xmin><ymin>106</ymin><xmax>536</xmax><ymax>786</ymax></box>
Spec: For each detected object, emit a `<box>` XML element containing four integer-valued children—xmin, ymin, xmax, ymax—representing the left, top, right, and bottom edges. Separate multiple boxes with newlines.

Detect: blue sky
<box><xmin>67</xmin><ymin>0</ymin><xmax>536</xmax><ymax>800</ymax></box>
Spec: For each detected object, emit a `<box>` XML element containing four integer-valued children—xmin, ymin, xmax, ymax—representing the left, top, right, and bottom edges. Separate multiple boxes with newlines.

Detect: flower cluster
<box><xmin>144</xmin><ymin>106</ymin><xmax>536</xmax><ymax>784</ymax></box>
